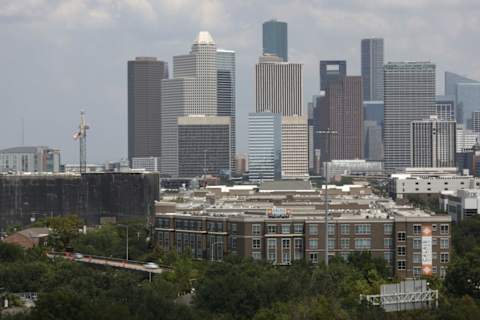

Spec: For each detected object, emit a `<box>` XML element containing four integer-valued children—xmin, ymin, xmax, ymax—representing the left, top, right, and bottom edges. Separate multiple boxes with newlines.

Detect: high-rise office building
<box><xmin>281</xmin><ymin>116</ymin><xmax>309</xmax><ymax>179</ymax></box>
<box><xmin>319</xmin><ymin>76</ymin><xmax>363</xmax><ymax>161</ymax></box>
<box><xmin>472</xmin><ymin>111</ymin><xmax>480</xmax><ymax>134</ymax></box>
<box><xmin>319</xmin><ymin>60</ymin><xmax>347</xmax><ymax>91</ymax></box>
<box><xmin>248</xmin><ymin>112</ymin><xmax>282</xmax><ymax>181</ymax></box>
<box><xmin>456</xmin><ymin>124</ymin><xmax>479</xmax><ymax>152</ymax></box>
<box><xmin>177</xmin><ymin>116</ymin><xmax>230</xmax><ymax>177</ymax></box>
<box><xmin>410</xmin><ymin>116</ymin><xmax>456</xmax><ymax>168</ymax></box>
<box><xmin>435</xmin><ymin>95</ymin><xmax>456</xmax><ymax>122</ymax></box>
<box><xmin>445</xmin><ymin>71</ymin><xmax>480</xmax><ymax>124</ymax></box>
<box><xmin>262</xmin><ymin>19</ymin><xmax>288</xmax><ymax>62</ymax></box>
<box><xmin>384</xmin><ymin>62</ymin><xmax>436</xmax><ymax>172</ymax></box>
<box><xmin>128</xmin><ymin>57</ymin><xmax>169</xmax><ymax>162</ymax></box>
<box><xmin>161</xmin><ymin>32</ymin><xmax>232</xmax><ymax>177</ymax></box>
<box><xmin>217</xmin><ymin>49</ymin><xmax>236</xmax><ymax>172</ymax></box>
<box><xmin>364</xmin><ymin>120</ymin><xmax>383</xmax><ymax>161</ymax></box>
<box><xmin>255</xmin><ymin>58</ymin><xmax>303</xmax><ymax>115</ymax></box>
<box><xmin>361</xmin><ymin>38</ymin><xmax>384</xmax><ymax>101</ymax></box>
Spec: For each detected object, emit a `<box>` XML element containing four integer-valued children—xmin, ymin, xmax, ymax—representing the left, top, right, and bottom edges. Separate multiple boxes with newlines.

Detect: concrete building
<box><xmin>234</xmin><ymin>154</ymin><xmax>248</xmax><ymax>177</ymax></box>
<box><xmin>155</xmin><ymin>187</ymin><xmax>451</xmax><ymax>279</ymax></box>
<box><xmin>364</xmin><ymin>121</ymin><xmax>384</xmax><ymax>161</ymax></box>
<box><xmin>177</xmin><ymin>115</ymin><xmax>231</xmax><ymax>177</ymax></box>
<box><xmin>361</xmin><ymin>38</ymin><xmax>384</xmax><ymax>101</ymax></box>
<box><xmin>384</xmin><ymin>62</ymin><xmax>436</xmax><ymax>172</ymax></box>
<box><xmin>322</xmin><ymin>159</ymin><xmax>383</xmax><ymax>177</ymax></box>
<box><xmin>281</xmin><ymin>116</ymin><xmax>309</xmax><ymax>179</ymax></box>
<box><xmin>248</xmin><ymin>112</ymin><xmax>282</xmax><ymax>182</ymax></box>
<box><xmin>131</xmin><ymin>157</ymin><xmax>160</xmax><ymax>172</ymax></box>
<box><xmin>0</xmin><ymin>146</ymin><xmax>61</xmax><ymax>173</ymax></box>
<box><xmin>128</xmin><ymin>57</ymin><xmax>169</xmax><ymax>162</ymax></box>
<box><xmin>364</xmin><ymin>100</ymin><xmax>384</xmax><ymax>127</ymax></box>
<box><xmin>410</xmin><ymin>116</ymin><xmax>456</xmax><ymax>168</ymax></box>
<box><xmin>262</xmin><ymin>19</ymin><xmax>288</xmax><ymax>62</ymax></box>
<box><xmin>440</xmin><ymin>189</ymin><xmax>480</xmax><ymax>222</ymax></box>
<box><xmin>319</xmin><ymin>60</ymin><xmax>347</xmax><ymax>91</ymax></box>
<box><xmin>320</xmin><ymin>76</ymin><xmax>363</xmax><ymax>161</ymax></box>
<box><xmin>471</xmin><ymin>111</ymin><xmax>480</xmax><ymax>134</ymax></box>
<box><xmin>444</xmin><ymin>71</ymin><xmax>480</xmax><ymax>124</ymax></box>
<box><xmin>456</xmin><ymin>124</ymin><xmax>479</xmax><ymax>152</ymax></box>
<box><xmin>255</xmin><ymin>58</ymin><xmax>303</xmax><ymax>116</ymax></box>
<box><xmin>435</xmin><ymin>95</ymin><xmax>456</xmax><ymax>122</ymax></box>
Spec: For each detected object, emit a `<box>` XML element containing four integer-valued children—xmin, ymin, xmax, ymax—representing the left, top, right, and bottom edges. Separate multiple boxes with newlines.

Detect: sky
<box><xmin>1</xmin><ymin>0</ymin><xmax>479</xmax><ymax>163</ymax></box>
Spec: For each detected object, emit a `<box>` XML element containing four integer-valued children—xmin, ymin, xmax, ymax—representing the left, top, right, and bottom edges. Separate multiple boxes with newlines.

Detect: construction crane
<box><xmin>73</xmin><ymin>111</ymin><xmax>90</xmax><ymax>174</ymax></box>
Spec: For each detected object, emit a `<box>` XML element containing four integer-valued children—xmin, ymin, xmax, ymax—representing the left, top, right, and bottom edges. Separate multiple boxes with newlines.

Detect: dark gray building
<box><xmin>262</xmin><ymin>19</ymin><xmax>288</xmax><ymax>62</ymax></box>
<box><xmin>319</xmin><ymin>60</ymin><xmax>347</xmax><ymax>91</ymax></box>
<box><xmin>361</xmin><ymin>38</ymin><xmax>384</xmax><ymax>101</ymax></box>
<box><xmin>128</xmin><ymin>57</ymin><xmax>169</xmax><ymax>162</ymax></box>
<box><xmin>177</xmin><ymin>116</ymin><xmax>231</xmax><ymax>178</ymax></box>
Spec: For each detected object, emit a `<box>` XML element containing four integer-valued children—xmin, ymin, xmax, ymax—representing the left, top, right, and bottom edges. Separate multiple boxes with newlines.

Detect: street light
<box><xmin>316</xmin><ymin>129</ymin><xmax>338</xmax><ymax>267</ymax></box>
<box><xmin>117</xmin><ymin>224</ymin><xmax>129</xmax><ymax>261</ymax></box>
<box><xmin>210</xmin><ymin>242</ymin><xmax>223</xmax><ymax>261</ymax></box>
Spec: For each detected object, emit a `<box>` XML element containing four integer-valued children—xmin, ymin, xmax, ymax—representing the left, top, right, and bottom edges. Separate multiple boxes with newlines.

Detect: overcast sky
<box><xmin>1</xmin><ymin>0</ymin><xmax>479</xmax><ymax>163</ymax></box>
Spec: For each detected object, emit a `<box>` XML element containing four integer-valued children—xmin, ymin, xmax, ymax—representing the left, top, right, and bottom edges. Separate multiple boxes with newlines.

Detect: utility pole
<box><xmin>317</xmin><ymin>129</ymin><xmax>337</xmax><ymax>267</ymax></box>
<box><xmin>73</xmin><ymin>111</ymin><xmax>90</xmax><ymax>174</ymax></box>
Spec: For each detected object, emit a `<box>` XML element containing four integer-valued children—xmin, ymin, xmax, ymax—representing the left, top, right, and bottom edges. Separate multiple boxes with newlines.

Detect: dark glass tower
<box><xmin>262</xmin><ymin>19</ymin><xmax>288</xmax><ymax>62</ymax></box>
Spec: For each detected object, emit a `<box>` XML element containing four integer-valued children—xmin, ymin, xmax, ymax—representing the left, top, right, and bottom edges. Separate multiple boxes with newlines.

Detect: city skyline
<box><xmin>1</xmin><ymin>1</ymin><xmax>479</xmax><ymax>163</ymax></box>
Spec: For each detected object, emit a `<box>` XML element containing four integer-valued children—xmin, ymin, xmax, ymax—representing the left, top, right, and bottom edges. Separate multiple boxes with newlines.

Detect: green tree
<box><xmin>46</xmin><ymin>215</ymin><xmax>83</xmax><ymax>250</ymax></box>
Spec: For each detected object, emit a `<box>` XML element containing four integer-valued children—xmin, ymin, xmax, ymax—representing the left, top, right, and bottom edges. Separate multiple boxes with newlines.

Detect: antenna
<box><xmin>21</xmin><ymin>117</ymin><xmax>24</xmax><ymax>146</ymax></box>
<box><xmin>73</xmin><ymin>110</ymin><xmax>90</xmax><ymax>174</ymax></box>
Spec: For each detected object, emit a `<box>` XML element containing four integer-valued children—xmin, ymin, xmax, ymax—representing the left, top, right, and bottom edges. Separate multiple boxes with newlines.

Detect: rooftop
<box><xmin>194</xmin><ymin>31</ymin><xmax>215</xmax><ymax>45</ymax></box>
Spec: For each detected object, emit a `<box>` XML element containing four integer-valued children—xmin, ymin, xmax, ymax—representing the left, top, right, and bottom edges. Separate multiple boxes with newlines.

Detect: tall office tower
<box><xmin>248</xmin><ymin>112</ymin><xmax>282</xmax><ymax>181</ymax></box>
<box><xmin>364</xmin><ymin>121</ymin><xmax>383</xmax><ymax>161</ymax></box>
<box><xmin>177</xmin><ymin>116</ymin><xmax>231</xmax><ymax>177</ymax></box>
<box><xmin>472</xmin><ymin>111</ymin><xmax>480</xmax><ymax>134</ymax></box>
<box><xmin>319</xmin><ymin>60</ymin><xmax>347</xmax><ymax>91</ymax></box>
<box><xmin>162</xmin><ymin>32</ymin><xmax>230</xmax><ymax>177</ymax></box>
<box><xmin>361</xmin><ymin>38</ymin><xmax>384</xmax><ymax>101</ymax></box>
<box><xmin>456</xmin><ymin>124</ymin><xmax>479</xmax><ymax>152</ymax></box>
<box><xmin>445</xmin><ymin>71</ymin><xmax>480</xmax><ymax>124</ymax></box>
<box><xmin>410</xmin><ymin>116</ymin><xmax>456</xmax><ymax>168</ymax></box>
<box><xmin>217</xmin><ymin>49</ymin><xmax>236</xmax><ymax>173</ymax></box>
<box><xmin>364</xmin><ymin>101</ymin><xmax>384</xmax><ymax>126</ymax></box>
<box><xmin>262</xmin><ymin>19</ymin><xmax>288</xmax><ymax>62</ymax></box>
<box><xmin>435</xmin><ymin>95</ymin><xmax>456</xmax><ymax>121</ymax></box>
<box><xmin>127</xmin><ymin>57</ymin><xmax>169</xmax><ymax>162</ymax></box>
<box><xmin>255</xmin><ymin>58</ymin><xmax>303</xmax><ymax>115</ymax></box>
<box><xmin>281</xmin><ymin>116</ymin><xmax>309</xmax><ymax>178</ymax></box>
<box><xmin>384</xmin><ymin>62</ymin><xmax>436</xmax><ymax>172</ymax></box>
<box><xmin>319</xmin><ymin>76</ymin><xmax>363</xmax><ymax>161</ymax></box>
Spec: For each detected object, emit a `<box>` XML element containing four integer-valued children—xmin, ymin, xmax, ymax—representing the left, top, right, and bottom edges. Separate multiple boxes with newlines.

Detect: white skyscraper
<box><xmin>384</xmin><ymin>62</ymin><xmax>436</xmax><ymax>172</ymax></box>
<box><xmin>281</xmin><ymin>116</ymin><xmax>309</xmax><ymax>179</ymax></box>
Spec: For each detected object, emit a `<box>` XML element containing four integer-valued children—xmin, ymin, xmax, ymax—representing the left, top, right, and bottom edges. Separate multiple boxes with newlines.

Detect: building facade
<box><xmin>435</xmin><ymin>95</ymin><xmax>456</xmax><ymax>122</ymax></box>
<box><xmin>262</xmin><ymin>19</ymin><xmax>288</xmax><ymax>62</ymax></box>
<box><xmin>128</xmin><ymin>57</ymin><xmax>169</xmax><ymax>162</ymax></box>
<box><xmin>364</xmin><ymin>121</ymin><xmax>384</xmax><ymax>161</ymax></box>
<box><xmin>319</xmin><ymin>60</ymin><xmax>347</xmax><ymax>91</ymax></box>
<box><xmin>361</xmin><ymin>38</ymin><xmax>384</xmax><ymax>101</ymax></box>
<box><xmin>384</xmin><ymin>62</ymin><xmax>436</xmax><ymax>172</ymax></box>
<box><xmin>0</xmin><ymin>146</ymin><xmax>61</xmax><ymax>173</ymax></box>
<box><xmin>248</xmin><ymin>112</ymin><xmax>282</xmax><ymax>182</ymax></box>
<box><xmin>456</xmin><ymin>124</ymin><xmax>479</xmax><ymax>152</ymax></box>
<box><xmin>410</xmin><ymin>116</ymin><xmax>456</xmax><ymax>168</ymax></box>
<box><xmin>281</xmin><ymin>116</ymin><xmax>309</xmax><ymax>179</ymax></box>
<box><xmin>131</xmin><ymin>157</ymin><xmax>160</xmax><ymax>172</ymax></box>
<box><xmin>444</xmin><ymin>71</ymin><xmax>479</xmax><ymax>124</ymax></box>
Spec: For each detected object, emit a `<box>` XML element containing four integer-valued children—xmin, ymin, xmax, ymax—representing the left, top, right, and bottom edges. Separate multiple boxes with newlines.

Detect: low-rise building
<box><xmin>440</xmin><ymin>189</ymin><xmax>480</xmax><ymax>222</ymax></box>
<box><xmin>0</xmin><ymin>146</ymin><xmax>61</xmax><ymax>173</ymax></box>
<box><xmin>3</xmin><ymin>227</ymin><xmax>50</xmax><ymax>249</ymax></box>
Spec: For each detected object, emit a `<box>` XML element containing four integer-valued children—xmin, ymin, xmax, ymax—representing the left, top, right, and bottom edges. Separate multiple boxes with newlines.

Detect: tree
<box><xmin>0</xmin><ymin>242</ymin><xmax>24</xmax><ymax>262</ymax></box>
<box><xmin>46</xmin><ymin>215</ymin><xmax>83</xmax><ymax>249</ymax></box>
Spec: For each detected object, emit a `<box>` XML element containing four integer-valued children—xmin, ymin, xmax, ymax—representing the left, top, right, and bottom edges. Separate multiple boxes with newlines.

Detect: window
<box><xmin>413</xmin><ymin>238</ymin><xmax>421</xmax><ymax>250</ymax></box>
<box><xmin>397</xmin><ymin>231</ymin><xmax>406</xmax><ymax>242</ymax></box>
<box><xmin>340</xmin><ymin>238</ymin><xmax>350</xmax><ymax>249</ymax></box>
<box><xmin>384</xmin><ymin>238</ymin><xmax>392</xmax><ymax>249</ymax></box>
<box><xmin>252</xmin><ymin>238</ymin><xmax>261</xmax><ymax>249</ymax></box>
<box><xmin>328</xmin><ymin>224</ymin><xmax>335</xmax><ymax>235</ymax></box>
<box><xmin>294</xmin><ymin>224</ymin><xmax>304</xmax><ymax>234</ymax></box>
<box><xmin>397</xmin><ymin>260</ymin><xmax>406</xmax><ymax>270</ymax></box>
<box><xmin>252</xmin><ymin>224</ymin><xmax>261</xmax><ymax>236</ymax></box>
<box><xmin>354</xmin><ymin>238</ymin><xmax>371</xmax><ymax>250</ymax></box>
<box><xmin>355</xmin><ymin>224</ymin><xmax>371</xmax><ymax>235</ymax></box>
<box><xmin>309</xmin><ymin>239</ymin><xmax>319</xmax><ymax>250</ymax></box>
<box><xmin>230</xmin><ymin>223</ymin><xmax>238</xmax><ymax>234</ymax></box>
<box><xmin>282</xmin><ymin>239</ymin><xmax>291</xmax><ymax>264</ymax></box>
<box><xmin>432</xmin><ymin>224</ymin><xmax>437</xmax><ymax>232</ymax></box>
<box><xmin>397</xmin><ymin>246</ymin><xmax>406</xmax><ymax>256</ymax></box>
<box><xmin>282</xmin><ymin>224</ymin><xmax>291</xmax><ymax>234</ymax></box>
<box><xmin>440</xmin><ymin>238</ymin><xmax>449</xmax><ymax>249</ymax></box>
<box><xmin>252</xmin><ymin>252</ymin><xmax>261</xmax><ymax>260</ymax></box>
<box><xmin>340</xmin><ymin>252</ymin><xmax>350</xmax><ymax>261</ymax></box>
<box><xmin>309</xmin><ymin>252</ymin><xmax>318</xmax><ymax>264</ymax></box>
<box><xmin>267</xmin><ymin>224</ymin><xmax>277</xmax><ymax>234</ymax></box>
<box><xmin>413</xmin><ymin>224</ymin><xmax>422</xmax><ymax>235</ymax></box>
<box><xmin>432</xmin><ymin>266</ymin><xmax>437</xmax><ymax>274</ymax></box>
<box><xmin>432</xmin><ymin>238</ymin><xmax>437</xmax><ymax>246</ymax></box>
<box><xmin>308</xmin><ymin>224</ymin><xmax>318</xmax><ymax>235</ymax></box>
<box><xmin>384</xmin><ymin>223</ymin><xmax>393</xmax><ymax>235</ymax></box>
<box><xmin>440</xmin><ymin>224</ymin><xmax>449</xmax><ymax>235</ymax></box>
<box><xmin>413</xmin><ymin>253</ymin><xmax>421</xmax><ymax>264</ymax></box>
<box><xmin>328</xmin><ymin>239</ymin><xmax>335</xmax><ymax>250</ymax></box>
<box><xmin>413</xmin><ymin>267</ymin><xmax>421</xmax><ymax>278</ymax></box>
<box><xmin>282</xmin><ymin>238</ymin><xmax>291</xmax><ymax>249</ymax></box>
<box><xmin>384</xmin><ymin>251</ymin><xmax>393</xmax><ymax>264</ymax></box>
<box><xmin>340</xmin><ymin>224</ymin><xmax>350</xmax><ymax>235</ymax></box>
<box><xmin>440</xmin><ymin>267</ymin><xmax>446</xmax><ymax>279</ymax></box>
<box><xmin>230</xmin><ymin>236</ymin><xmax>237</xmax><ymax>250</ymax></box>
<box><xmin>440</xmin><ymin>253</ymin><xmax>449</xmax><ymax>263</ymax></box>
<box><xmin>267</xmin><ymin>239</ymin><xmax>276</xmax><ymax>263</ymax></box>
<box><xmin>294</xmin><ymin>238</ymin><xmax>303</xmax><ymax>260</ymax></box>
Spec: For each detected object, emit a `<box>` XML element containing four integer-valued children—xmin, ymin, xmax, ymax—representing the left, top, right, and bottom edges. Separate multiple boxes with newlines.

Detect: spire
<box><xmin>194</xmin><ymin>31</ymin><xmax>215</xmax><ymax>45</ymax></box>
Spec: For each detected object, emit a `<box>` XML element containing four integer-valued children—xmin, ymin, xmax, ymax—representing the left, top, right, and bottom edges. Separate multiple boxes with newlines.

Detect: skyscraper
<box><xmin>248</xmin><ymin>112</ymin><xmax>282</xmax><ymax>181</ymax></box>
<box><xmin>364</xmin><ymin>121</ymin><xmax>383</xmax><ymax>161</ymax></box>
<box><xmin>281</xmin><ymin>116</ymin><xmax>309</xmax><ymax>178</ymax></box>
<box><xmin>319</xmin><ymin>76</ymin><xmax>363</xmax><ymax>161</ymax></box>
<box><xmin>410</xmin><ymin>116</ymin><xmax>456</xmax><ymax>168</ymax></box>
<box><xmin>262</xmin><ymin>19</ymin><xmax>288</xmax><ymax>62</ymax></box>
<box><xmin>319</xmin><ymin>60</ymin><xmax>347</xmax><ymax>91</ymax></box>
<box><xmin>435</xmin><ymin>95</ymin><xmax>456</xmax><ymax>122</ymax></box>
<box><xmin>444</xmin><ymin>71</ymin><xmax>480</xmax><ymax>124</ymax></box>
<box><xmin>361</xmin><ymin>38</ymin><xmax>384</xmax><ymax>101</ymax></box>
<box><xmin>128</xmin><ymin>57</ymin><xmax>168</xmax><ymax>162</ymax></box>
<box><xmin>384</xmin><ymin>62</ymin><xmax>436</xmax><ymax>172</ymax></box>
<box><xmin>161</xmin><ymin>32</ymin><xmax>232</xmax><ymax>177</ymax></box>
<box><xmin>472</xmin><ymin>111</ymin><xmax>480</xmax><ymax>134</ymax></box>
<box><xmin>255</xmin><ymin>58</ymin><xmax>303</xmax><ymax>115</ymax></box>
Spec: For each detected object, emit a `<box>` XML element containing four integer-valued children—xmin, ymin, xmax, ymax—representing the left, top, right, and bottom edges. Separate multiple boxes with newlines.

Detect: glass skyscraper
<box><xmin>361</xmin><ymin>38</ymin><xmax>384</xmax><ymax>101</ymax></box>
<box><xmin>262</xmin><ymin>19</ymin><xmax>288</xmax><ymax>62</ymax></box>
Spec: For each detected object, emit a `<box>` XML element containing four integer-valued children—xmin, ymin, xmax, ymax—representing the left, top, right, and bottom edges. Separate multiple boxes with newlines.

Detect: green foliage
<box><xmin>0</xmin><ymin>242</ymin><xmax>24</xmax><ymax>262</ymax></box>
<box><xmin>45</xmin><ymin>215</ymin><xmax>83</xmax><ymax>249</ymax></box>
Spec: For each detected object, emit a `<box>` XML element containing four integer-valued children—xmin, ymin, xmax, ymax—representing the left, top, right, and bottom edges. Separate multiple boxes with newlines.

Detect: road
<box><xmin>47</xmin><ymin>253</ymin><xmax>170</xmax><ymax>274</ymax></box>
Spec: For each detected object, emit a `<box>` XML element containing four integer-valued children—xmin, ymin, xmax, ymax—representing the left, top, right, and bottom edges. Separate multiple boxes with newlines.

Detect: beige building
<box><xmin>281</xmin><ymin>116</ymin><xmax>309</xmax><ymax>179</ymax></box>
